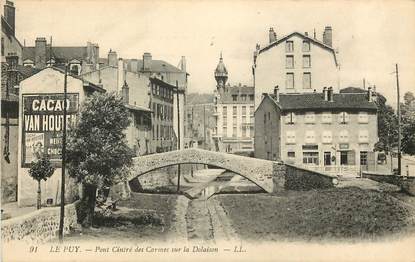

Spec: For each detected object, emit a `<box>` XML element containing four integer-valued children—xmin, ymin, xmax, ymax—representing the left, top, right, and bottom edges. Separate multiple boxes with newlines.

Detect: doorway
<box><xmin>340</xmin><ymin>151</ymin><xmax>348</xmax><ymax>165</ymax></box>
<box><xmin>324</xmin><ymin>152</ymin><xmax>331</xmax><ymax>166</ymax></box>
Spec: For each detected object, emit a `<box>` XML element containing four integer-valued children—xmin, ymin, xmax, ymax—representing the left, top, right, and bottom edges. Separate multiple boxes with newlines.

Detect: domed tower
<box><xmin>214</xmin><ymin>53</ymin><xmax>228</xmax><ymax>94</ymax></box>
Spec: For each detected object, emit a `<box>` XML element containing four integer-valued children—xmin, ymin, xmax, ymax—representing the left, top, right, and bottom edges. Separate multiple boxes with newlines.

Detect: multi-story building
<box><xmin>212</xmin><ymin>55</ymin><xmax>255</xmax><ymax>153</ymax></box>
<box><xmin>252</xmin><ymin>26</ymin><xmax>340</xmax><ymax>110</ymax></box>
<box><xmin>1</xmin><ymin>0</ymin><xmax>39</xmax><ymax>203</ymax></box>
<box><xmin>255</xmin><ymin>86</ymin><xmax>379</xmax><ymax>176</ymax></box>
<box><xmin>81</xmin><ymin>55</ymin><xmax>152</xmax><ymax>156</ymax></box>
<box><xmin>22</xmin><ymin>37</ymin><xmax>100</xmax><ymax>75</ymax></box>
<box><xmin>122</xmin><ymin>53</ymin><xmax>188</xmax><ymax>150</ymax></box>
<box><xmin>184</xmin><ymin>103</ymin><xmax>215</xmax><ymax>150</ymax></box>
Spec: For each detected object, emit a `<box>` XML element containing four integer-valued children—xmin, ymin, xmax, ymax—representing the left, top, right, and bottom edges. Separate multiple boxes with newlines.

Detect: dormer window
<box><xmin>232</xmin><ymin>95</ymin><xmax>237</xmax><ymax>101</ymax></box>
<box><xmin>23</xmin><ymin>59</ymin><xmax>35</xmax><ymax>68</ymax></box>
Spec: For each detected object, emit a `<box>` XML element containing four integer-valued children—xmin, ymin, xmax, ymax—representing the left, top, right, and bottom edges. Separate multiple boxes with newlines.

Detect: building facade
<box><xmin>1</xmin><ymin>0</ymin><xmax>40</xmax><ymax>203</ymax></box>
<box><xmin>253</xmin><ymin>26</ymin><xmax>340</xmax><ymax>110</ymax></box>
<box><xmin>81</xmin><ymin>56</ymin><xmax>152</xmax><ymax>156</ymax></box>
<box><xmin>184</xmin><ymin>103</ymin><xmax>215</xmax><ymax>150</ymax></box>
<box><xmin>212</xmin><ymin>55</ymin><xmax>255</xmax><ymax>153</ymax></box>
<box><xmin>17</xmin><ymin>67</ymin><xmax>104</xmax><ymax>206</ymax></box>
<box><xmin>255</xmin><ymin>87</ymin><xmax>379</xmax><ymax>176</ymax></box>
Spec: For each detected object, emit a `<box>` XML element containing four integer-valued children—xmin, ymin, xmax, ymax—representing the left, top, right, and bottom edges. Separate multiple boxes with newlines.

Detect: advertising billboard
<box><xmin>22</xmin><ymin>93</ymin><xmax>79</xmax><ymax>167</ymax></box>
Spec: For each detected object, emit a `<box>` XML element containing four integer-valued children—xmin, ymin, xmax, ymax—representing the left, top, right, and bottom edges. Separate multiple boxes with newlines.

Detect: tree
<box><xmin>401</xmin><ymin>92</ymin><xmax>415</xmax><ymax>155</ymax></box>
<box><xmin>374</xmin><ymin>93</ymin><xmax>398</xmax><ymax>153</ymax></box>
<box><xmin>28</xmin><ymin>156</ymin><xmax>55</xmax><ymax>209</ymax></box>
<box><xmin>66</xmin><ymin>92</ymin><xmax>134</xmax><ymax>227</ymax></box>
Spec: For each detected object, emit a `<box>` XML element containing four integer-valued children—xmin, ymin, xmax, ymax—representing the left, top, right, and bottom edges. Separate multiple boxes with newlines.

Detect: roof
<box><xmin>339</xmin><ymin>87</ymin><xmax>367</xmax><ymax>94</ymax></box>
<box><xmin>217</xmin><ymin>85</ymin><xmax>255</xmax><ymax>104</ymax></box>
<box><xmin>22</xmin><ymin>46</ymin><xmax>88</xmax><ymax>63</ymax></box>
<box><xmin>258</xmin><ymin>31</ymin><xmax>338</xmax><ymax>66</ymax></box>
<box><xmin>266</xmin><ymin>92</ymin><xmax>377</xmax><ymax>111</ymax></box>
<box><xmin>125</xmin><ymin>59</ymin><xmax>184</xmax><ymax>73</ymax></box>
<box><xmin>1</xmin><ymin>16</ymin><xmax>23</xmax><ymax>48</ymax></box>
<box><xmin>49</xmin><ymin>66</ymin><xmax>106</xmax><ymax>93</ymax></box>
<box><xmin>125</xmin><ymin>104</ymin><xmax>152</xmax><ymax>112</ymax></box>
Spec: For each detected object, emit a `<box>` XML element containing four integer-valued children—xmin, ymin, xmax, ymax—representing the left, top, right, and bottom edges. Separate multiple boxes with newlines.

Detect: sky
<box><xmin>12</xmin><ymin>0</ymin><xmax>415</xmax><ymax>106</ymax></box>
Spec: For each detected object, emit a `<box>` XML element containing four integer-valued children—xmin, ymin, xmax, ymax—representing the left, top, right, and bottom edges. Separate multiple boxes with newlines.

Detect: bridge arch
<box><xmin>129</xmin><ymin>148</ymin><xmax>285</xmax><ymax>193</ymax></box>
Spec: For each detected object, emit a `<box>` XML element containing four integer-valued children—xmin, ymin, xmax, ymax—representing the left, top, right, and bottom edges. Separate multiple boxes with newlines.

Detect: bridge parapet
<box><xmin>130</xmin><ymin>148</ymin><xmax>285</xmax><ymax>193</ymax></box>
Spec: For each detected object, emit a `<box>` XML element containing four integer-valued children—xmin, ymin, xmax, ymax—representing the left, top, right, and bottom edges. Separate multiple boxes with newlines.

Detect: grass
<box><xmin>217</xmin><ymin>187</ymin><xmax>415</xmax><ymax>242</ymax></box>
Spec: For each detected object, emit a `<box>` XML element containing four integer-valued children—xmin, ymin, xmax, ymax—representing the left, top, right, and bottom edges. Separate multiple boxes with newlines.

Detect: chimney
<box><xmin>313</xmin><ymin>28</ymin><xmax>316</xmax><ymax>39</ymax></box>
<box><xmin>274</xmin><ymin>86</ymin><xmax>279</xmax><ymax>102</ymax></box>
<box><xmin>108</xmin><ymin>49</ymin><xmax>118</xmax><ymax>67</ymax></box>
<box><xmin>117</xmin><ymin>58</ymin><xmax>124</xmax><ymax>92</ymax></box>
<box><xmin>269</xmin><ymin>27</ymin><xmax>277</xmax><ymax>43</ymax></box>
<box><xmin>142</xmin><ymin>52</ymin><xmax>152</xmax><ymax>71</ymax></box>
<box><xmin>35</xmin><ymin>37</ymin><xmax>47</xmax><ymax>69</ymax></box>
<box><xmin>305</xmin><ymin>32</ymin><xmax>308</xmax><ymax>37</ymax></box>
<box><xmin>130</xmin><ymin>59</ymin><xmax>139</xmax><ymax>73</ymax></box>
<box><xmin>87</xmin><ymin>42</ymin><xmax>99</xmax><ymax>65</ymax></box>
<box><xmin>323</xmin><ymin>87</ymin><xmax>328</xmax><ymax>101</ymax></box>
<box><xmin>328</xmin><ymin>87</ymin><xmax>334</xmax><ymax>102</ymax></box>
<box><xmin>323</xmin><ymin>26</ymin><xmax>332</xmax><ymax>47</ymax></box>
<box><xmin>367</xmin><ymin>87</ymin><xmax>373</xmax><ymax>102</ymax></box>
<box><xmin>4</xmin><ymin>1</ymin><xmax>15</xmax><ymax>36</ymax></box>
<box><xmin>179</xmin><ymin>56</ymin><xmax>186</xmax><ymax>72</ymax></box>
<box><xmin>122</xmin><ymin>81</ymin><xmax>129</xmax><ymax>104</ymax></box>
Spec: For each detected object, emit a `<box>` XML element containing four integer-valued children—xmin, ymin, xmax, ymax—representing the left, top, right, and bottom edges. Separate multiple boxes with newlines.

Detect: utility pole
<box><xmin>363</xmin><ymin>78</ymin><xmax>366</xmax><ymax>90</ymax></box>
<box><xmin>395</xmin><ymin>64</ymin><xmax>402</xmax><ymax>176</ymax></box>
<box><xmin>203</xmin><ymin>104</ymin><xmax>206</xmax><ymax>150</ymax></box>
<box><xmin>176</xmin><ymin>82</ymin><xmax>181</xmax><ymax>192</ymax></box>
<box><xmin>59</xmin><ymin>63</ymin><xmax>68</xmax><ymax>241</ymax></box>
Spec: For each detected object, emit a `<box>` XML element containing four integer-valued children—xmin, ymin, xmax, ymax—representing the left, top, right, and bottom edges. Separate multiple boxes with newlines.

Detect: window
<box><xmin>242</xmin><ymin>126</ymin><xmax>247</xmax><ymax>137</ymax></box>
<box><xmin>303</xmin><ymin>72</ymin><xmax>311</xmax><ymax>89</ymax></box>
<box><xmin>305</xmin><ymin>130</ymin><xmax>316</xmax><ymax>144</ymax></box>
<box><xmin>286</xmin><ymin>55</ymin><xmax>294</xmax><ymax>68</ymax></box>
<box><xmin>358</xmin><ymin>112</ymin><xmax>369</xmax><ymax>123</ymax></box>
<box><xmin>241</xmin><ymin>95</ymin><xmax>247</xmax><ymax>101</ymax></box>
<box><xmin>232</xmin><ymin>95</ymin><xmax>237</xmax><ymax>101</ymax></box>
<box><xmin>321</xmin><ymin>112</ymin><xmax>332</xmax><ymax>123</ymax></box>
<box><xmin>286</xmin><ymin>41</ymin><xmax>294</xmax><ymax>52</ymax></box>
<box><xmin>285</xmin><ymin>112</ymin><xmax>296</xmax><ymax>124</ymax></box>
<box><xmin>264</xmin><ymin>113</ymin><xmax>266</xmax><ymax>124</ymax></box>
<box><xmin>302</xmin><ymin>40</ymin><xmax>310</xmax><ymax>52</ymax></box>
<box><xmin>286</xmin><ymin>73</ymin><xmax>294</xmax><ymax>89</ymax></box>
<box><xmin>153</xmin><ymin>103</ymin><xmax>157</xmax><ymax>118</ymax></box>
<box><xmin>233</xmin><ymin>106</ymin><xmax>237</xmax><ymax>115</ymax></box>
<box><xmin>339</xmin><ymin>112</ymin><xmax>349</xmax><ymax>124</ymax></box>
<box><xmin>223</xmin><ymin>127</ymin><xmax>227</xmax><ymax>137</ymax></box>
<box><xmin>339</xmin><ymin>130</ymin><xmax>349</xmax><ymax>143</ymax></box>
<box><xmin>233</xmin><ymin>116</ymin><xmax>237</xmax><ymax>126</ymax></box>
<box><xmin>287</xmin><ymin>151</ymin><xmax>295</xmax><ymax>158</ymax></box>
<box><xmin>249</xmin><ymin>95</ymin><xmax>254</xmax><ymax>101</ymax></box>
<box><xmin>152</xmin><ymin>84</ymin><xmax>156</xmax><ymax>95</ymax></box>
<box><xmin>242</xmin><ymin>115</ymin><xmax>247</xmax><ymax>124</ymax></box>
<box><xmin>358</xmin><ymin>130</ymin><xmax>369</xmax><ymax>143</ymax></box>
<box><xmin>322</xmin><ymin>131</ymin><xmax>332</xmax><ymax>144</ymax></box>
<box><xmin>305</xmin><ymin>112</ymin><xmax>315</xmax><ymax>124</ymax></box>
<box><xmin>303</xmin><ymin>55</ymin><xmax>311</xmax><ymax>68</ymax></box>
<box><xmin>286</xmin><ymin>131</ymin><xmax>296</xmax><ymax>144</ymax></box>
<box><xmin>233</xmin><ymin>126</ymin><xmax>237</xmax><ymax>137</ymax></box>
<box><xmin>242</xmin><ymin>106</ymin><xmax>247</xmax><ymax>115</ymax></box>
<box><xmin>223</xmin><ymin>106</ymin><xmax>227</xmax><ymax>125</ymax></box>
<box><xmin>303</xmin><ymin>152</ymin><xmax>319</xmax><ymax>165</ymax></box>
<box><xmin>156</xmin><ymin>85</ymin><xmax>160</xmax><ymax>96</ymax></box>
<box><xmin>249</xmin><ymin>106</ymin><xmax>254</xmax><ymax>116</ymax></box>
<box><xmin>268</xmin><ymin>112</ymin><xmax>271</xmax><ymax>120</ymax></box>
<box><xmin>360</xmin><ymin>151</ymin><xmax>368</xmax><ymax>165</ymax></box>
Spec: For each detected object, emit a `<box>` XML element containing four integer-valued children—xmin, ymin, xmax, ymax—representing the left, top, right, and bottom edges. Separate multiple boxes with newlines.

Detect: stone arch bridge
<box><xmin>129</xmin><ymin>148</ymin><xmax>286</xmax><ymax>193</ymax></box>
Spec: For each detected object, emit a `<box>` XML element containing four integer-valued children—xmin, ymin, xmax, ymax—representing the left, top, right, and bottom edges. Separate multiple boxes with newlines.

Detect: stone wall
<box><xmin>284</xmin><ymin>164</ymin><xmax>336</xmax><ymax>190</ymax></box>
<box><xmin>362</xmin><ymin>171</ymin><xmax>415</xmax><ymax>196</ymax></box>
<box><xmin>131</xmin><ymin>148</ymin><xmax>280</xmax><ymax>193</ymax></box>
<box><xmin>1</xmin><ymin>201</ymin><xmax>79</xmax><ymax>243</ymax></box>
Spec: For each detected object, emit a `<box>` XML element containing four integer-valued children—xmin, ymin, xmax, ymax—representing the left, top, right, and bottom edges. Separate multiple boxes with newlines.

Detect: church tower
<box><xmin>214</xmin><ymin>53</ymin><xmax>228</xmax><ymax>94</ymax></box>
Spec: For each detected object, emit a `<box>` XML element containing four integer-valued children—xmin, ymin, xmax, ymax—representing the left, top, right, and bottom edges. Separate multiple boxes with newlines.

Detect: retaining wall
<box><xmin>1</xmin><ymin>201</ymin><xmax>79</xmax><ymax>243</ymax></box>
<box><xmin>284</xmin><ymin>164</ymin><xmax>336</xmax><ymax>190</ymax></box>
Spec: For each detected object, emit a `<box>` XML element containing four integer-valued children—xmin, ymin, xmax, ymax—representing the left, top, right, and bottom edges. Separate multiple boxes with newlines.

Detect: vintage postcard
<box><xmin>1</xmin><ymin>0</ymin><xmax>415</xmax><ymax>261</ymax></box>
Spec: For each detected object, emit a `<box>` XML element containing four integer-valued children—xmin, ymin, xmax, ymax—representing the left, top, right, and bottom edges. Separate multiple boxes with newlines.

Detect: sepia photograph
<box><xmin>1</xmin><ymin>0</ymin><xmax>415</xmax><ymax>261</ymax></box>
